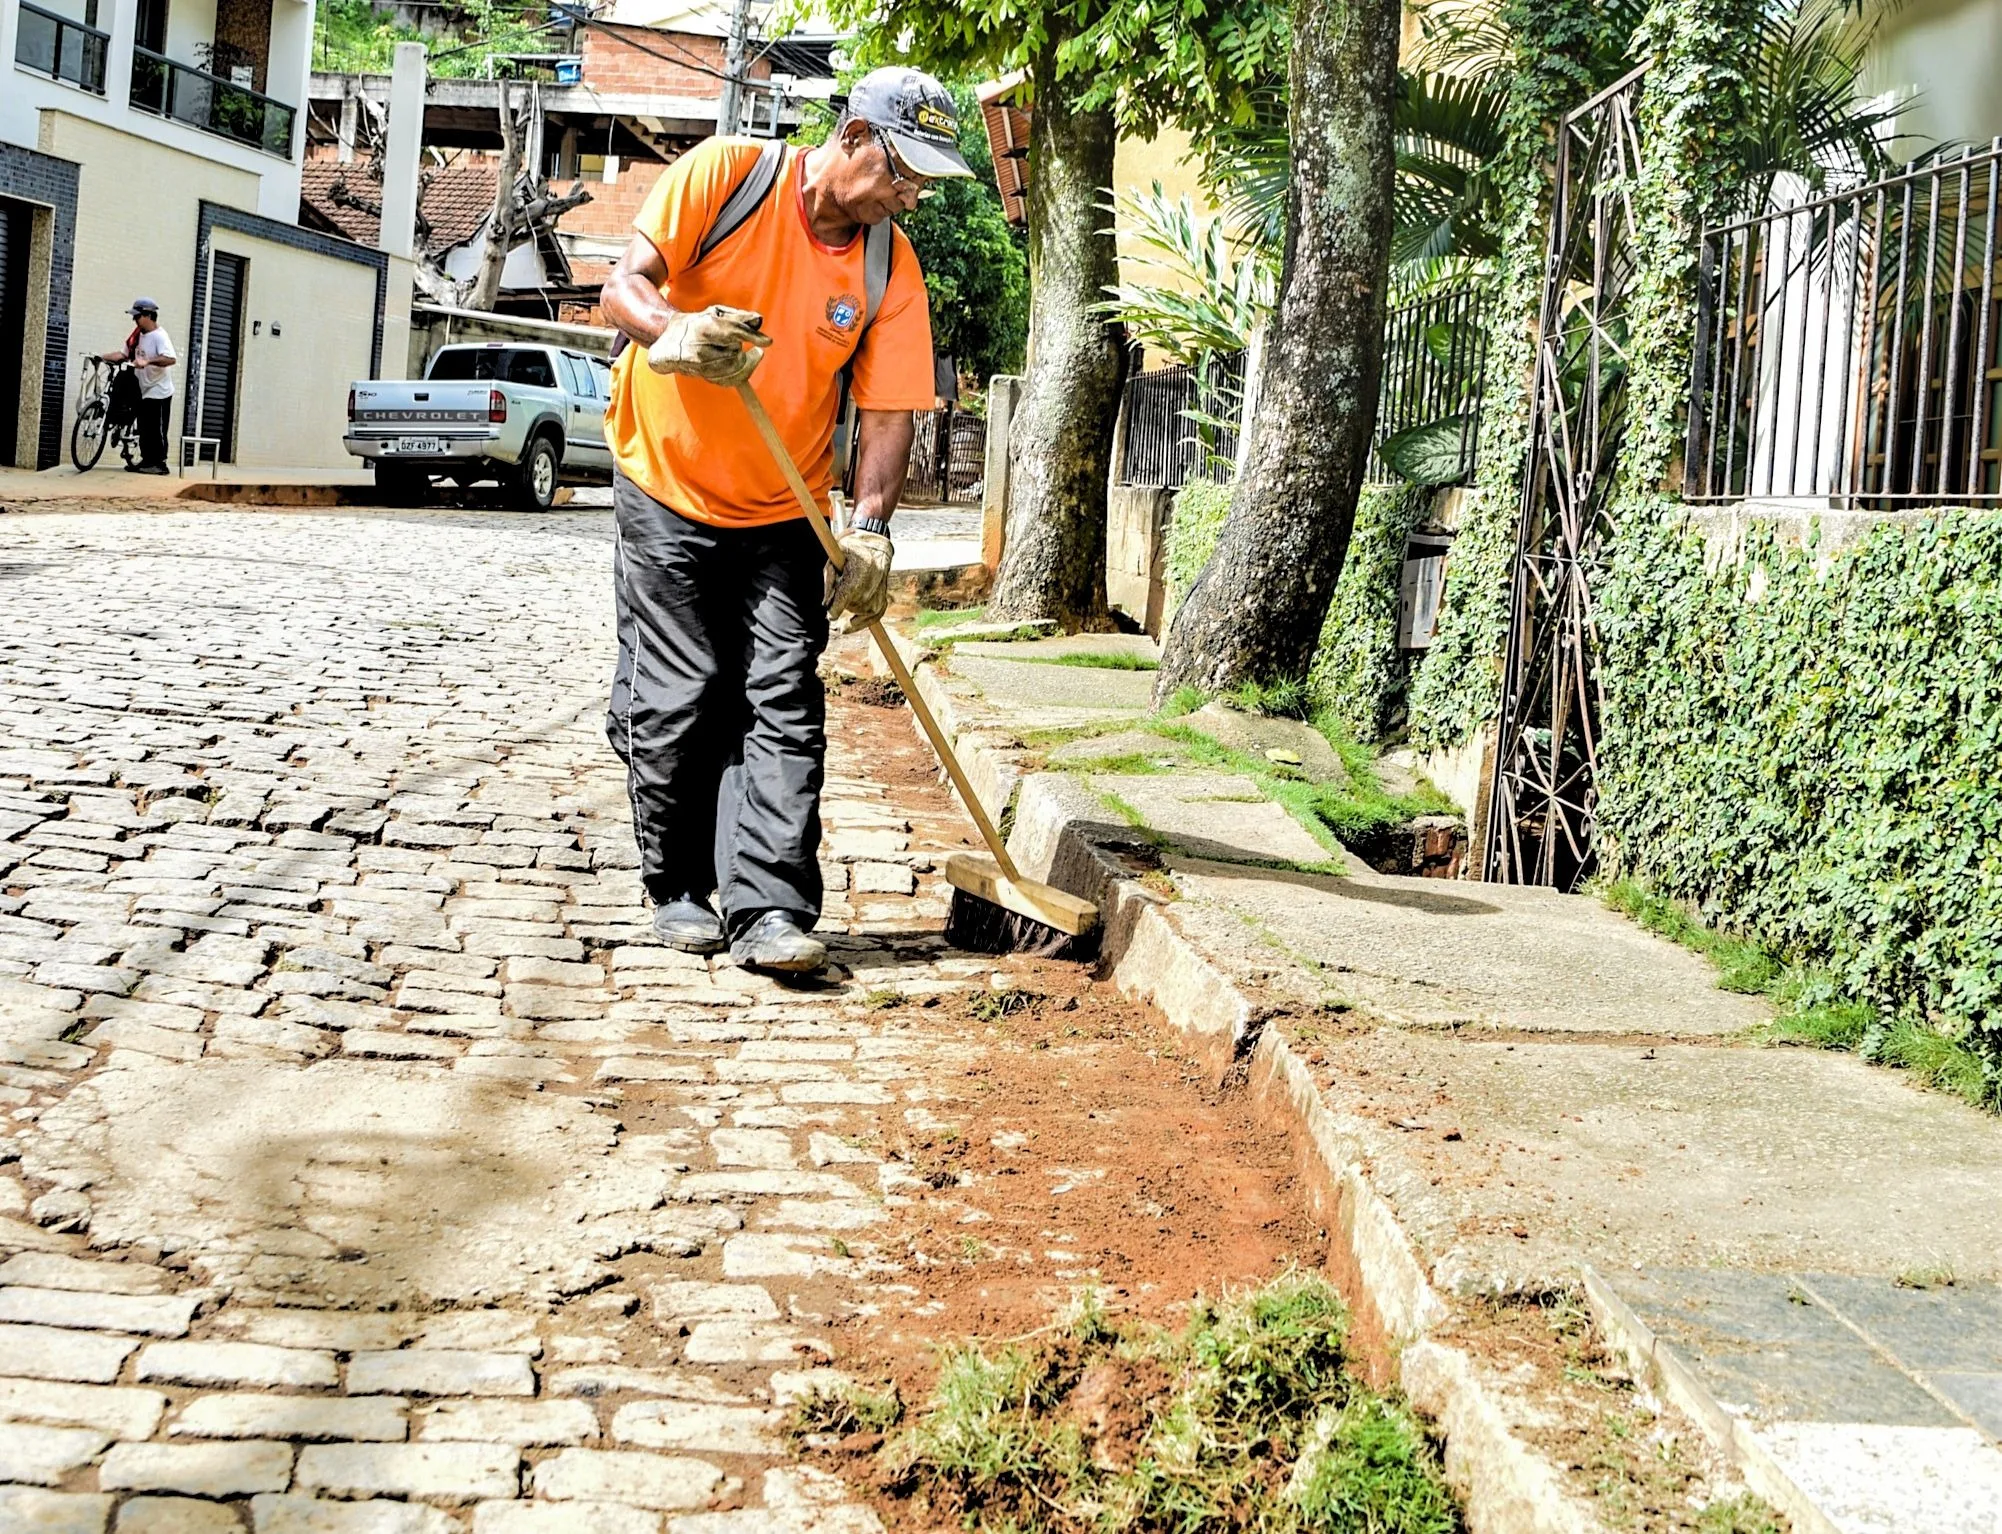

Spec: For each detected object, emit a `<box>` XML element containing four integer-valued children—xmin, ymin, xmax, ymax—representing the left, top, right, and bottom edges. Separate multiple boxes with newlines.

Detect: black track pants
<box><xmin>606</xmin><ymin>468</ymin><xmax>828</xmax><ymax>934</ymax></box>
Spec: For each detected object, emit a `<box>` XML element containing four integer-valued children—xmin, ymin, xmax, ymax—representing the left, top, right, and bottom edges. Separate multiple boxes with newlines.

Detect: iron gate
<box><xmin>1483</xmin><ymin>66</ymin><xmax>1649</xmax><ymax>888</ymax></box>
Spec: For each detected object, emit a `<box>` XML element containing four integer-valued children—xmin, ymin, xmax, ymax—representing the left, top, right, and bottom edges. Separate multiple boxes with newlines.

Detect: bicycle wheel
<box><xmin>71</xmin><ymin>401</ymin><xmax>108</xmax><ymax>471</ymax></box>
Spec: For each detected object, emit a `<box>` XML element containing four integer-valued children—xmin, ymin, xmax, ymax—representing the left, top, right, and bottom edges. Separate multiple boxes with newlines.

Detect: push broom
<box><xmin>732</xmin><ymin>379</ymin><xmax>1100</xmax><ymax>960</ymax></box>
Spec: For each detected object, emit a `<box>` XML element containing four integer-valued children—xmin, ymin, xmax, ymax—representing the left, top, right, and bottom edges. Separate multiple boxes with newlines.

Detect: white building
<box><xmin>0</xmin><ymin>0</ymin><xmax>415</xmax><ymax>471</ymax></box>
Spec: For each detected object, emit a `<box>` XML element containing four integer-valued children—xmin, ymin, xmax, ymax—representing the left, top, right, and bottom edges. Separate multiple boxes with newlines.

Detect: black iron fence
<box><xmin>1367</xmin><ymin>285</ymin><xmax>1487</xmax><ymax>486</ymax></box>
<box><xmin>1688</xmin><ymin>140</ymin><xmax>2002</xmax><ymax>506</ymax></box>
<box><xmin>131</xmin><ymin>47</ymin><xmax>297</xmax><ymax>158</ymax></box>
<box><xmin>1118</xmin><ymin>349</ymin><xmax>1247</xmax><ymax>490</ymax></box>
<box><xmin>15</xmin><ymin>1</ymin><xmax>108</xmax><ymax>95</ymax></box>
<box><xmin>907</xmin><ymin>404</ymin><xmax>986</xmax><ymax>504</ymax></box>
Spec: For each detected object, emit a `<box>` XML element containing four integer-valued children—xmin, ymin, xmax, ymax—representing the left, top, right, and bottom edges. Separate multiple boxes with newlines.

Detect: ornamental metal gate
<box><xmin>1483</xmin><ymin>66</ymin><xmax>1649</xmax><ymax>888</ymax></box>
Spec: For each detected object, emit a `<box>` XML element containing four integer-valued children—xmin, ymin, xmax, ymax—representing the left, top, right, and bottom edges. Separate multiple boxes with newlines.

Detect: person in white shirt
<box><xmin>100</xmin><ymin>298</ymin><xmax>175</xmax><ymax>475</ymax></box>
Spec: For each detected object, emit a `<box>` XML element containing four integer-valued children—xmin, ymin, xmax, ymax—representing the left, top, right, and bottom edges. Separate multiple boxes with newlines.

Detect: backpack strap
<box><xmin>832</xmin><ymin>218</ymin><xmax>897</xmax><ymax>497</ymax></box>
<box><xmin>610</xmin><ymin>141</ymin><xmax>786</xmax><ymax>363</ymax></box>
<box><xmin>696</xmin><ymin>139</ymin><xmax>786</xmax><ymax>263</ymax></box>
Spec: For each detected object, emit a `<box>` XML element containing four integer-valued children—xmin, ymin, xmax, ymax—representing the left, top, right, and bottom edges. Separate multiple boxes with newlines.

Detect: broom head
<box><xmin>942</xmin><ymin>853</ymin><xmax>1101</xmax><ymax>961</ymax></box>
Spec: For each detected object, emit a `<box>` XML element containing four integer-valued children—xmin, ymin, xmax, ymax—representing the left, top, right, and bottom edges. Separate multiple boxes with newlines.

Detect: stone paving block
<box><xmin>98</xmin><ymin>1440</ymin><xmax>295</xmax><ymax>1497</ymax></box>
<box><xmin>472</xmin><ymin>1501</ymin><xmax>661</xmax><ymax>1534</ymax></box>
<box><xmin>647</xmin><ymin>1282</ymin><xmax>779</xmax><ymax>1326</ymax></box>
<box><xmin>0</xmin><ymin>1252</ymin><xmax>166</xmax><ymax>1295</ymax></box>
<box><xmin>851</xmin><ymin>864</ymin><xmax>916</xmax><ymax>896</ymax></box>
<box><xmin>346</xmin><ymin>1351</ymin><xmax>536</xmax><ymax>1399</ymax></box>
<box><xmin>682</xmin><ymin>1322</ymin><xmax>832</xmax><ymax>1365</ymax></box>
<box><xmin>610</xmin><ymin>1401</ymin><xmax>783</xmax><ymax>1456</ymax></box>
<box><xmin>112</xmin><ymin>1496</ymin><xmax>246</xmax><ymax>1533</ymax></box>
<box><xmin>736</xmin><ymin>1043</ymin><xmax>854</xmax><ymax>1063</ymax></box>
<box><xmin>415</xmin><ymin>1399</ymin><xmax>597</xmax><ymax>1446</ymax></box>
<box><xmin>500</xmin><ymin>959</ymin><xmax>602</xmax><ymax>988</ymax></box>
<box><xmin>0</xmin><ymin>1322</ymin><xmax>141</xmax><ymax>1382</ymax></box>
<box><xmin>678</xmin><ymin>1172</ymin><xmax>859</xmax><ymax>1202</ymax></box>
<box><xmin>0</xmin><ymin>1487</ymin><xmax>114</xmax><ymax>1534</ymax></box>
<box><xmin>0</xmin><ymin>1285</ymin><xmax>197</xmax><ymax>1336</ymax></box>
<box><xmin>249</xmin><ymin>1493</ymin><xmax>461</xmax><ymax>1533</ymax></box>
<box><xmin>171</xmin><ymin>1394</ymin><xmax>409</xmax><ymax>1443</ymax></box>
<box><xmin>0</xmin><ymin>1376</ymin><xmax>169</xmax><ymax>1439</ymax></box>
<box><xmin>0</xmin><ymin>1420</ymin><xmax>113</xmax><ymax>1484</ymax></box>
<box><xmin>531</xmin><ymin>1449</ymin><xmax>725</xmax><ymax>1511</ymax></box>
<box><xmin>594</xmin><ymin>1057</ymin><xmax>709</xmax><ymax>1085</ymax></box>
<box><xmin>81</xmin><ymin>1020</ymin><xmax>202</xmax><ymax>1061</ymax></box>
<box><xmin>294</xmin><ymin>1442</ymin><xmax>520</xmax><ymax>1503</ymax></box>
<box><xmin>778</xmin><ymin>1083</ymin><xmax>890</xmax><ymax>1106</ymax></box>
<box><xmin>758</xmin><ymin>1201</ymin><xmax>886</xmax><ymax>1232</ymax></box>
<box><xmin>135</xmin><ymin>1342</ymin><xmax>339</xmax><ymax>1390</ymax></box>
<box><xmin>543</xmin><ymin>1367</ymin><xmax>750</xmax><ymax>1404</ymax></box>
<box><xmin>709</xmin><ymin>1061</ymin><xmax>839</xmax><ymax>1085</ymax></box>
<box><xmin>341</xmin><ymin>1032</ymin><xmax>463</xmax><ymax>1061</ymax></box>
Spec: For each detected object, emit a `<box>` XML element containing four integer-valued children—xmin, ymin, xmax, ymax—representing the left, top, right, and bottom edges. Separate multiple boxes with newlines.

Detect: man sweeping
<box><xmin>601</xmin><ymin>67</ymin><xmax>973</xmax><ymax>975</ymax></box>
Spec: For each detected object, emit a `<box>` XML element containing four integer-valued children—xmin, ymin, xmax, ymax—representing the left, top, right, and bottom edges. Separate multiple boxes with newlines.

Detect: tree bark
<box><xmin>1153</xmin><ymin>0</ymin><xmax>1401</xmax><ymax>698</ymax></box>
<box><xmin>985</xmin><ymin>43</ymin><xmax>1125</xmax><ymax>630</ymax></box>
<box><xmin>471</xmin><ymin>82</ymin><xmax>520</xmax><ymax>314</ymax></box>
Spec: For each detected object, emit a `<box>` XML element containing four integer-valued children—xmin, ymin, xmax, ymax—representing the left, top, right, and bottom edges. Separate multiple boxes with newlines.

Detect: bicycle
<box><xmin>70</xmin><ymin>355</ymin><xmax>142</xmax><ymax>472</ymax></box>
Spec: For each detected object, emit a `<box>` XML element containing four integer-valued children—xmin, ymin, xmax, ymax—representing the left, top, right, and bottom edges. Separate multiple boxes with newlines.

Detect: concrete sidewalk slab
<box><xmin>942</xmin><ymin>652</ymin><xmax>1155</xmax><ymax>723</ymax></box>
<box><xmin>1089</xmin><ymin>772</ymin><xmax>1331</xmax><ymax>866</ymax></box>
<box><xmin>1166</xmin><ymin>860</ymin><xmax>1768</xmax><ymax>1036</ymax></box>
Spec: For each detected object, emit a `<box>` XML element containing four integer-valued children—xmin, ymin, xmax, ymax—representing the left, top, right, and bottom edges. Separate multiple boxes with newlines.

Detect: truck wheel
<box><xmin>511</xmin><ymin>435</ymin><xmax>560</xmax><ymax>512</ymax></box>
<box><xmin>373</xmin><ymin>462</ymin><xmax>429</xmax><ymax>506</ymax></box>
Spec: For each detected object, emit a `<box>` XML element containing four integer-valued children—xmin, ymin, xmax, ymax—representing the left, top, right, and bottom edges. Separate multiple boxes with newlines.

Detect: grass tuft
<box><xmin>912</xmin><ymin>604</ymin><xmax>986</xmax><ymax>631</ymax></box>
<box><xmin>786</xmin><ymin>1379</ymin><xmax>905</xmax><ymax>1442</ymax></box>
<box><xmin>875</xmin><ymin>1272</ymin><xmax>1459</xmax><ymax>1533</ymax></box>
<box><xmin>1024</xmin><ymin>651</ymin><xmax>1162</xmax><ymax>670</ymax></box>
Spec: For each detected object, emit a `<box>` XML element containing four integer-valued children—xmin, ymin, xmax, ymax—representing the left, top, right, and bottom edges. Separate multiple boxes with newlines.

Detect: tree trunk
<box><xmin>471</xmin><ymin>82</ymin><xmax>520</xmax><ymax>314</ymax></box>
<box><xmin>1153</xmin><ymin>0</ymin><xmax>1400</xmax><ymax>698</ymax></box>
<box><xmin>985</xmin><ymin>45</ymin><xmax>1124</xmax><ymax>630</ymax></box>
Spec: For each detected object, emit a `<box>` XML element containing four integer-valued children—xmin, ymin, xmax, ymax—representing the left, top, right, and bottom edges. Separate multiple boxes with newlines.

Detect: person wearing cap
<box><xmin>100</xmin><ymin>299</ymin><xmax>176</xmax><ymax>475</ymax></box>
<box><xmin>600</xmin><ymin>66</ymin><xmax>973</xmax><ymax>974</ymax></box>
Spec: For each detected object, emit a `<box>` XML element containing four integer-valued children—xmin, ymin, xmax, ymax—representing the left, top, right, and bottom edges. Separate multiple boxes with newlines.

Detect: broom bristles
<box><xmin>945</xmin><ymin>886</ymin><xmax>1102</xmax><ymax>961</ymax></box>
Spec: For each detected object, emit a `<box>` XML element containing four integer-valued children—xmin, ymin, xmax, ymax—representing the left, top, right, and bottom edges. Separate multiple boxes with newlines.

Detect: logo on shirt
<box><xmin>826</xmin><ymin>293</ymin><xmax>862</xmax><ymax>332</ymax></box>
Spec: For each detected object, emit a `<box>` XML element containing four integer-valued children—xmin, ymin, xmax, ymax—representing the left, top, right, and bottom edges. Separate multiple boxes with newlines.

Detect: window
<box><xmin>560</xmin><ymin>352</ymin><xmax>591</xmax><ymax>397</ymax></box>
<box><xmin>506</xmin><ymin>351</ymin><xmax>558</xmax><ymax>389</ymax></box>
<box><xmin>427</xmin><ymin>348</ymin><xmax>506</xmax><ymax>381</ymax></box>
<box><xmin>590</xmin><ymin>357</ymin><xmax>612</xmax><ymax>398</ymax></box>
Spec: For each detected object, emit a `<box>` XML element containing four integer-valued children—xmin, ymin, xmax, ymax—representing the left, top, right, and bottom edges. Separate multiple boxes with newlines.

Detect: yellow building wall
<box><xmin>40</xmin><ymin>109</ymin><xmax>260</xmax><ymax>459</ymax></box>
<box><xmin>1866</xmin><ymin>0</ymin><xmax>2002</xmax><ymax>149</ymax></box>
<box><xmin>209</xmin><ymin>229</ymin><xmax>381</xmax><ymax>469</ymax></box>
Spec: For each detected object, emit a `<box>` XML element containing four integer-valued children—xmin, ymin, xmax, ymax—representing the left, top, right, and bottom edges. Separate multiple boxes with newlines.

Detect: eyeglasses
<box><xmin>873</xmin><ymin>128</ymin><xmax>936</xmax><ymax>202</ymax></box>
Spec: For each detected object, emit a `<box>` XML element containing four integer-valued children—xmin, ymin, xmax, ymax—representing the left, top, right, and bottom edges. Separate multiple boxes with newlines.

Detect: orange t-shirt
<box><xmin>607</xmin><ymin>137</ymin><xmax>936</xmax><ymax>526</ymax></box>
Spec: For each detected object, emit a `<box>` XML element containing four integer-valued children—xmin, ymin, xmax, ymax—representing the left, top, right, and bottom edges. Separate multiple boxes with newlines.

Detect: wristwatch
<box><xmin>849</xmin><ymin>514</ymin><xmax>893</xmax><ymax>538</ymax></box>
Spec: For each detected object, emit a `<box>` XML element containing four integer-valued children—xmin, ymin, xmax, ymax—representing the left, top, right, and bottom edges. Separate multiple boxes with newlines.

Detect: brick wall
<box><xmin>0</xmin><ymin>143</ymin><xmax>80</xmax><ymax>470</ymax></box>
<box><xmin>577</xmin><ymin>25</ymin><xmax>766</xmax><ymax>97</ymax></box>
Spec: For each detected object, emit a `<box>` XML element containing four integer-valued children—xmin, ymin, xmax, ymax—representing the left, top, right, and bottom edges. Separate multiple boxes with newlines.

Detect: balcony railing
<box><xmin>1688</xmin><ymin>141</ymin><xmax>2002</xmax><ymax>507</ymax></box>
<box><xmin>130</xmin><ymin>46</ymin><xmax>295</xmax><ymax>158</ymax></box>
<box><xmin>15</xmin><ymin>1</ymin><xmax>109</xmax><ymax>95</ymax></box>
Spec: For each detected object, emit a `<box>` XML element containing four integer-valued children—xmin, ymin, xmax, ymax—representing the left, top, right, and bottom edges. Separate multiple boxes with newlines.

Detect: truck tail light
<box><xmin>488</xmin><ymin>389</ymin><xmax>507</xmax><ymax>422</ymax></box>
<box><xmin>346</xmin><ymin>387</ymin><xmax>356</xmax><ymax>421</ymax></box>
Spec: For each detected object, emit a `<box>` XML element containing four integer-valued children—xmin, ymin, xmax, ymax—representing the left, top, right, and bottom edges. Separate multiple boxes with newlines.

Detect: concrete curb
<box><xmin>893</xmin><ymin>636</ymin><xmax>1618</xmax><ymax>1534</ymax></box>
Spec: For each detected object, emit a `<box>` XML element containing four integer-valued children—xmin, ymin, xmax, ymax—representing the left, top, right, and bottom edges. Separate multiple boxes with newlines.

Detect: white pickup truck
<box><xmin>345</xmin><ymin>342</ymin><xmax>615</xmax><ymax>510</ymax></box>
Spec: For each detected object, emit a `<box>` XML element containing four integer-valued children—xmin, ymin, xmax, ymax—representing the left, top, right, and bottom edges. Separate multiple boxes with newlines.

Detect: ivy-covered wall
<box><xmin>1164</xmin><ymin>479</ymin><xmax>1431</xmax><ymax>744</ymax></box>
<box><xmin>1599</xmin><ymin>509</ymin><xmax>2002</xmax><ymax>1053</ymax></box>
<box><xmin>1310</xmin><ymin>483</ymin><xmax>1432</xmax><ymax>742</ymax></box>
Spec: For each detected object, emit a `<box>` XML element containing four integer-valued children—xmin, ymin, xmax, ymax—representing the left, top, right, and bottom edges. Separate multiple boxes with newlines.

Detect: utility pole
<box><xmin>715</xmin><ymin>0</ymin><xmax>754</xmax><ymax>135</ymax></box>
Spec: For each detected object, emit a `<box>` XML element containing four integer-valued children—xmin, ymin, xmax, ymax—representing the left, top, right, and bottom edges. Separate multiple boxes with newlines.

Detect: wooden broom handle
<box><xmin>732</xmin><ymin>380</ymin><xmax>1025</xmax><ymax>885</ymax></box>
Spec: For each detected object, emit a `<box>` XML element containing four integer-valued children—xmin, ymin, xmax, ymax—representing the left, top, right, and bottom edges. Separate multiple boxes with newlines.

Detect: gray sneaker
<box><xmin>729</xmin><ymin>910</ymin><xmax>826</xmax><ymax>974</ymax></box>
<box><xmin>652</xmin><ymin>894</ymin><xmax>725</xmax><ymax>955</ymax></box>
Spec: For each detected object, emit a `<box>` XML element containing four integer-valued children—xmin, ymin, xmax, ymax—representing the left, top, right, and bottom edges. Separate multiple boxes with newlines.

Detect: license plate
<box><xmin>390</xmin><ymin>437</ymin><xmax>446</xmax><ymax>454</ymax></box>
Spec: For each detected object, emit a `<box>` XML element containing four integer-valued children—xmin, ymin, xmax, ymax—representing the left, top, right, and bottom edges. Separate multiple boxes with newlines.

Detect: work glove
<box><xmin>646</xmin><ymin>305</ymin><xmax>771</xmax><ymax>386</ymax></box>
<box><xmin>827</xmin><ymin>529</ymin><xmax>894</xmax><ymax>632</ymax></box>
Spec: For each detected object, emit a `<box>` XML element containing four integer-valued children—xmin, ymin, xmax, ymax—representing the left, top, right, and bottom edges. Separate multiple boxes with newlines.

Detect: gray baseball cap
<box><xmin>845</xmin><ymin>67</ymin><xmax>974</xmax><ymax>181</ymax></box>
<box><xmin>128</xmin><ymin>297</ymin><xmax>159</xmax><ymax>316</ymax></box>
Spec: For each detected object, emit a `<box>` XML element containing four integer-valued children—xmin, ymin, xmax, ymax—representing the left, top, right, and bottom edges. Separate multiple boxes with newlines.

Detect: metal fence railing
<box><xmin>14</xmin><ymin>1</ymin><xmax>109</xmax><ymax>95</ymax></box>
<box><xmin>131</xmin><ymin>46</ymin><xmax>297</xmax><ymax>158</ymax></box>
<box><xmin>1688</xmin><ymin>140</ymin><xmax>2002</xmax><ymax>506</ymax></box>
<box><xmin>1367</xmin><ymin>285</ymin><xmax>1487</xmax><ymax>486</ymax></box>
<box><xmin>907</xmin><ymin>404</ymin><xmax>986</xmax><ymax>504</ymax></box>
<box><xmin>1118</xmin><ymin>350</ymin><xmax>1246</xmax><ymax>490</ymax></box>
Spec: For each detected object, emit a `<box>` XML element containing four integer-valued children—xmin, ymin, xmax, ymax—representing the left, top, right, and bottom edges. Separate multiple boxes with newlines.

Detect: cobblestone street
<box><xmin>0</xmin><ymin>505</ymin><xmax>1304</xmax><ymax>1533</ymax></box>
